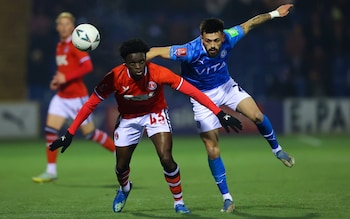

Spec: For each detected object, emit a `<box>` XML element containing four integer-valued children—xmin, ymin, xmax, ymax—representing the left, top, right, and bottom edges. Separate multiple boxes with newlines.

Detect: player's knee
<box><xmin>251</xmin><ymin>111</ymin><xmax>264</xmax><ymax>124</ymax></box>
<box><xmin>84</xmin><ymin>129</ymin><xmax>96</xmax><ymax>140</ymax></box>
<box><xmin>202</xmin><ymin>139</ymin><xmax>220</xmax><ymax>158</ymax></box>
<box><xmin>44</xmin><ymin>126</ymin><xmax>59</xmax><ymax>135</ymax></box>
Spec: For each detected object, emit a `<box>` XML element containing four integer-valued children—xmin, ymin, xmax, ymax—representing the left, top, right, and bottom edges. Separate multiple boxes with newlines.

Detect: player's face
<box><xmin>56</xmin><ymin>17</ymin><xmax>75</xmax><ymax>41</ymax></box>
<box><xmin>201</xmin><ymin>31</ymin><xmax>225</xmax><ymax>58</ymax></box>
<box><xmin>125</xmin><ymin>52</ymin><xmax>146</xmax><ymax>80</ymax></box>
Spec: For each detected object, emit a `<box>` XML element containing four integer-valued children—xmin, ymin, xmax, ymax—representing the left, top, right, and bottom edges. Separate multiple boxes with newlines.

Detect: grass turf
<box><xmin>0</xmin><ymin>134</ymin><xmax>349</xmax><ymax>219</ymax></box>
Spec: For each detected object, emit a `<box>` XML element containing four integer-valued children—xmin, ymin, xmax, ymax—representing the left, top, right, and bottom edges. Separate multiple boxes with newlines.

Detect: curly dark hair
<box><xmin>119</xmin><ymin>39</ymin><xmax>150</xmax><ymax>59</ymax></box>
<box><xmin>199</xmin><ymin>18</ymin><xmax>224</xmax><ymax>35</ymax></box>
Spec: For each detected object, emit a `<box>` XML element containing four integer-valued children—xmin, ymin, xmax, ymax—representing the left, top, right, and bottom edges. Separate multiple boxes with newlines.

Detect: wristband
<box><xmin>269</xmin><ymin>10</ymin><xmax>280</xmax><ymax>19</ymax></box>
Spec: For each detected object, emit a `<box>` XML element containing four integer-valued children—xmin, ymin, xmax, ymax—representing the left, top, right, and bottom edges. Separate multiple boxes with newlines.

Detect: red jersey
<box><xmin>95</xmin><ymin>62</ymin><xmax>183</xmax><ymax>118</ymax></box>
<box><xmin>55</xmin><ymin>36</ymin><xmax>92</xmax><ymax>98</ymax></box>
<box><xmin>67</xmin><ymin>61</ymin><xmax>221</xmax><ymax>134</ymax></box>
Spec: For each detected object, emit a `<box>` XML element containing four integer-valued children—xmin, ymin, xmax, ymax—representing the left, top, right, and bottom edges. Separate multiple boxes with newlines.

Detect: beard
<box><xmin>207</xmin><ymin>48</ymin><xmax>219</xmax><ymax>57</ymax></box>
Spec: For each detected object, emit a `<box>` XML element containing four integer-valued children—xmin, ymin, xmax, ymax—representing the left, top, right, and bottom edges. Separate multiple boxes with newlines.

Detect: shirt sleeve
<box><xmin>168</xmin><ymin>37</ymin><xmax>200</xmax><ymax>62</ymax></box>
<box><xmin>65</xmin><ymin>48</ymin><xmax>93</xmax><ymax>82</ymax></box>
<box><xmin>94</xmin><ymin>71</ymin><xmax>116</xmax><ymax>100</ymax></box>
<box><xmin>68</xmin><ymin>92</ymin><xmax>102</xmax><ymax>135</ymax></box>
<box><xmin>224</xmin><ymin>25</ymin><xmax>245</xmax><ymax>48</ymax></box>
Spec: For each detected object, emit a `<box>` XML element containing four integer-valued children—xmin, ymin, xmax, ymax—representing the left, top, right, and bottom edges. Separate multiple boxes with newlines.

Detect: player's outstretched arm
<box><xmin>240</xmin><ymin>4</ymin><xmax>293</xmax><ymax>34</ymax></box>
<box><xmin>146</xmin><ymin>47</ymin><xmax>171</xmax><ymax>60</ymax></box>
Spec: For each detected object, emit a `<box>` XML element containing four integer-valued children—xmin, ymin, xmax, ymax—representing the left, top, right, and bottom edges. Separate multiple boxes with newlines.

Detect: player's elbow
<box><xmin>146</xmin><ymin>48</ymin><xmax>158</xmax><ymax>60</ymax></box>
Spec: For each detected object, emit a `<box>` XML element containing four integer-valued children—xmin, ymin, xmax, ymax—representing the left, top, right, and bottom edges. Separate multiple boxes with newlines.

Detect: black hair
<box><xmin>199</xmin><ymin>18</ymin><xmax>224</xmax><ymax>35</ymax></box>
<box><xmin>119</xmin><ymin>39</ymin><xmax>150</xmax><ymax>59</ymax></box>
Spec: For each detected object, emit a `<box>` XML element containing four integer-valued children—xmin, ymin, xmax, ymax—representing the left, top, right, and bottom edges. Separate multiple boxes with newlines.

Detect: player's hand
<box><xmin>50</xmin><ymin>77</ymin><xmax>60</xmax><ymax>90</ymax></box>
<box><xmin>276</xmin><ymin>4</ymin><xmax>293</xmax><ymax>17</ymax></box>
<box><xmin>216</xmin><ymin>110</ymin><xmax>243</xmax><ymax>133</ymax></box>
<box><xmin>49</xmin><ymin>131</ymin><xmax>74</xmax><ymax>153</ymax></box>
<box><xmin>55</xmin><ymin>72</ymin><xmax>67</xmax><ymax>84</ymax></box>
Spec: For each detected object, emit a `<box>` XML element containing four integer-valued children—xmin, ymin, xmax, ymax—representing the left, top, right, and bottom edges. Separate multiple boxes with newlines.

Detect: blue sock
<box><xmin>256</xmin><ymin>115</ymin><xmax>279</xmax><ymax>149</ymax></box>
<box><xmin>208</xmin><ymin>157</ymin><xmax>229</xmax><ymax>195</ymax></box>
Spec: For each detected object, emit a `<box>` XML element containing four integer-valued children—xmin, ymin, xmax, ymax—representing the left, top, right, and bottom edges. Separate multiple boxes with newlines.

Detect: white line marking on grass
<box><xmin>297</xmin><ymin>135</ymin><xmax>322</xmax><ymax>147</ymax></box>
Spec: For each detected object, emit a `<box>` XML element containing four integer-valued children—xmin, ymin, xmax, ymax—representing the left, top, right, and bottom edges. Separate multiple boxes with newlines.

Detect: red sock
<box><xmin>116</xmin><ymin>167</ymin><xmax>130</xmax><ymax>187</ymax></box>
<box><xmin>45</xmin><ymin>129</ymin><xmax>58</xmax><ymax>163</ymax></box>
<box><xmin>164</xmin><ymin>165</ymin><xmax>183</xmax><ymax>201</ymax></box>
<box><xmin>89</xmin><ymin>129</ymin><xmax>115</xmax><ymax>152</ymax></box>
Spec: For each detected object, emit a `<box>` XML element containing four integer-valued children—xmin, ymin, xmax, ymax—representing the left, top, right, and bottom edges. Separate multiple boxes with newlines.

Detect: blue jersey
<box><xmin>169</xmin><ymin>25</ymin><xmax>244</xmax><ymax>91</ymax></box>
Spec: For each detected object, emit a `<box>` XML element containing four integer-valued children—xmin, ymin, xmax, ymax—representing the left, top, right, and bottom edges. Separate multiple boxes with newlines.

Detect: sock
<box><xmin>208</xmin><ymin>157</ymin><xmax>232</xmax><ymax>201</ymax></box>
<box><xmin>164</xmin><ymin>165</ymin><xmax>184</xmax><ymax>207</ymax></box>
<box><xmin>44</xmin><ymin>127</ymin><xmax>59</xmax><ymax>175</ymax></box>
<box><xmin>256</xmin><ymin>115</ymin><xmax>279</xmax><ymax>150</ymax></box>
<box><xmin>116</xmin><ymin>167</ymin><xmax>130</xmax><ymax>192</ymax></box>
<box><xmin>46</xmin><ymin>163</ymin><xmax>57</xmax><ymax>175</ymax></box>
<box><xmin>87</xmin><ymin>129</ymin><xmax>115</xmax><ymax>152</ymax></box>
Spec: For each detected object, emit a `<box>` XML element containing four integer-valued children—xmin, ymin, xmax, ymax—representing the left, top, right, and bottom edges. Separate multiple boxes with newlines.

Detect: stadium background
<box><xmin>0</xmin><ymin>0</ymin><xmax>350</xmax><ymax>138</ymax></box>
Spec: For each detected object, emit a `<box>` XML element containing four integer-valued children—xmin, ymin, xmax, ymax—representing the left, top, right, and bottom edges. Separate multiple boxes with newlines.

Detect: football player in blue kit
<box><xmin>147</xmin><ymin>4</ymin><xmax>295</xmax><ymax>212</ymax></box>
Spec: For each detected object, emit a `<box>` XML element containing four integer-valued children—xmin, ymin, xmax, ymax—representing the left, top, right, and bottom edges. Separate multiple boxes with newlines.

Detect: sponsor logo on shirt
<box><xmin>123</xmin><ymin>92</ymin><xmax>155</xmax><ymax>101</ymax></box>
<box><xmin>195</xmin><ymin>61</ymin><xmax>226</xmax><ymax>75</ymax></box>
<box><xmin>175</xmin><ymin>48</ymin><xmax>187</xmax><ymax>57</ymax></box>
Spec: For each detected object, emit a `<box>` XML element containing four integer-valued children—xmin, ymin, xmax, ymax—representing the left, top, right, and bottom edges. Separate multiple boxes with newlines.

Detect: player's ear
<box><xmin>221</xmin><ymin>31</ymin><xmax>225</xmax><ymax>42</ymax></box>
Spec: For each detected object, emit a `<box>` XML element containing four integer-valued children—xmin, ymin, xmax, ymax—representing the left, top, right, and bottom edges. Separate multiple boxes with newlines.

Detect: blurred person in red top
<box><xmin>32</xmin><ymin>12</ymin><xmax>115</xmax><ymax>183</ymax></box>
<box><xmin>49</xmin><ymin>39</ymin><xmax>242</xmax><ymax>213</ymax></box>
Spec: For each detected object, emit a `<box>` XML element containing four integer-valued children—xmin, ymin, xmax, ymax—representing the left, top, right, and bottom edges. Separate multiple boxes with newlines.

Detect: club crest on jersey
<box><xmin>114</xmin><ymin>132</ymin><xmax>119</xmax><ymax>140</ymax></box>
<box><xmin>220</xmin><ymin>49</ymin><xmax>227</xmax><ymax>58</ymax></box>
<box><xmin>148</xmin><ymin>81</ymin><xmax>157</xmax><ymax>90</ymax></box>
<box><xmin>175</xmin><ymin>48</ymin><xmax>187</xmax><ymax>57</ymax></box>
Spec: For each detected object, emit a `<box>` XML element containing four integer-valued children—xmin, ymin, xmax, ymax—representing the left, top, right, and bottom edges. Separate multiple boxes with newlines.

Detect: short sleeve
<box><xmin>94</xmin><ymin>71</ymin><xmax>116</xmax><ymax>99</ymax></box>
<box><xmin>224</xmin><ymin>25</ymin><xmax>245</xmax><ymax>47</ymax></box>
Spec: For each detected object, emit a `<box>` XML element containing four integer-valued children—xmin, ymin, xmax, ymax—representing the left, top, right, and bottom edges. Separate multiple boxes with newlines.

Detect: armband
<box><xmin>268</xmin><ymin>10</ymin><xmax>280</xmax><ymax>19</ymax></box>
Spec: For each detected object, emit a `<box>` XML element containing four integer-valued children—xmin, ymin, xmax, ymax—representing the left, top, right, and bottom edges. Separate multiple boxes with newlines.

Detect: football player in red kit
<box><xmin>49</xmin><ymin>39</ymin><xmax>242</xmax><ymax>214</ymax></box>
<box><xmin>32</xmin><ymin>12</ymin><xmax>115</xmax><ymax>183</ymax></box>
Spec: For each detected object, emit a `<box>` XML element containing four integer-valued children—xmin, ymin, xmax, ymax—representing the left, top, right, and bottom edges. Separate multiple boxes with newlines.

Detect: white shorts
<box><xmin>114</xmin><ymin>109</ymin><xmax>172</xmax><ymax>147</ymax></box>
<box><xmin>48</xmin><ymin>94</ymin><xmax>93</xmax><ymax>126</ymax></box>
<box><xmin>191</xmin><ymin>78</ymin><xmax>251</xmax><ymax>133</ymax></box>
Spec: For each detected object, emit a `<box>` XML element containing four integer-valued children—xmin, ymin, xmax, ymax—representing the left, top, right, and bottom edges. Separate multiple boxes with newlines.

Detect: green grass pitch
<box><xmin>0</xmin><ymin>134</ymin><xmax>349</xmax><ymax>219</ymax></box>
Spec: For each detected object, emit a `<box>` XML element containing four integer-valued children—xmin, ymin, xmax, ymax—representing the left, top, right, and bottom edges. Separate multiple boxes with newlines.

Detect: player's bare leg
<box><xmin>237</xmin><ymin>97</ymin><xmax>295</xmax><ymax>167</ymax></box>
<box><xmin>200</xmin><ymin>130</ymin><xmax>235</xmax><ymax>212</ymax></box>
